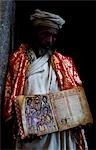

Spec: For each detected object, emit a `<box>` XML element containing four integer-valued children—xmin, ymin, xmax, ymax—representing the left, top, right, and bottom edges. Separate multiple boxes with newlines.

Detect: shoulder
<box><xmin>9</xmin><ymin>44</ymin><xmax>28</xmax><ymax>64</ymax></box>
<box><xmin>53</xmin><ymin>51</ymin><xmax>73</xmax><ymax>64</ymax></box>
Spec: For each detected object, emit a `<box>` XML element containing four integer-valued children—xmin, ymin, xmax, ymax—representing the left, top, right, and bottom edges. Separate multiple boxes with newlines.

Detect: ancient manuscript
<box><xmin>18</xmin><ymin>86</ymin><xmax>93</xmax><ymax>136</ymax></box>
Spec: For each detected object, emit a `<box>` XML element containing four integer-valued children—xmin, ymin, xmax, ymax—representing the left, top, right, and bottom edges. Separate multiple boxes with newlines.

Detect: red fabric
<box><xmin>3</xmin><ymin>44</ymin><xmax>81</xmax><ymax>121</ymax></box>
<box><xmin>3</xmin><ymin>44</ymin><xmax>29</xmax><ymax>121</ymax></box>
<box><xmin>51</xmin><ymin>51</ymin><xmax>82</xmax><ymax>90</ymax></box>
<box><xmin>3</xmin><ymin>44</ymin><xmax>85</xmax><ymax>149</ymax></box>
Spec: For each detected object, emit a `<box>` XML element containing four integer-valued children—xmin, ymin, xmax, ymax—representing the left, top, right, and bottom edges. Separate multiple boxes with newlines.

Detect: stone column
<box><xmin>0</xmin><ymin>0</ymin><xmax>15</xmax><ymax>103</ymax></box>
<box><xmin>0</xmin><ymin>0</ymin><xmax>15</xmax><ymax>149</ymax></box>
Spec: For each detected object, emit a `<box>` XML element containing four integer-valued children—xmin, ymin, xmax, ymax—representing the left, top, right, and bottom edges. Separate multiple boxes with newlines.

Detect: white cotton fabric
<box><xmin>24</xmin><ymin>54</ymin><xmax>59</xmax><ymax>95</ymax></box>
<box><xmin>16</xmin><ymin>52</ymin><xmax>77</xmax><ymax>150</ymax></box>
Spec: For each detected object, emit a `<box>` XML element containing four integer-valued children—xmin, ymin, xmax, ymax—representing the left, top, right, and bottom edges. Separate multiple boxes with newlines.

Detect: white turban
<box><xmin>30</xmin><ymin>9</ymin><xmax>65</xmax><ymax>29</ymax></box>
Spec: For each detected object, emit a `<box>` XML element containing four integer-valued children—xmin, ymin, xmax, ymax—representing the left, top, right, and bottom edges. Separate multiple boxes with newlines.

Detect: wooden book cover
<box><xmin>17</xmin><ymin>86</ymin><xmax>93</xmax><ymax>137</ymax></box>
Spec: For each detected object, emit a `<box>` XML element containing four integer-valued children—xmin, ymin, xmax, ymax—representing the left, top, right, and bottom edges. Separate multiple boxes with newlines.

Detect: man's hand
<box><xmin>16</xmin><ymin>95</ymin><xmax>24</xmax><ymax>108</ymax></box>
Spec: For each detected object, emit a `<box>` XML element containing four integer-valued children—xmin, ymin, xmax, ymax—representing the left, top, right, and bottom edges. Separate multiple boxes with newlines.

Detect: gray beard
<box><xmin>38</xmin><ymin>47</ymin><xmax>53</xmax><ymax>57</ymax></box>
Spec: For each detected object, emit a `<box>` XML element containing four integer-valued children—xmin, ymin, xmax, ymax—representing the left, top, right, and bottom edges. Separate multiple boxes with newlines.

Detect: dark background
<box><xmin>2</xmin><ymin>1</ymin><xmax>96</xmax><ymax>149</ymax></box>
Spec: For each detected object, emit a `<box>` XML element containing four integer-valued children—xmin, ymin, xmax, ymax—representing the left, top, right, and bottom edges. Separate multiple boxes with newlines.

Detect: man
<box><xmin>3</xmin><ymin>9</ymin><xmax>88</xmax><ymax>150</ymax></box>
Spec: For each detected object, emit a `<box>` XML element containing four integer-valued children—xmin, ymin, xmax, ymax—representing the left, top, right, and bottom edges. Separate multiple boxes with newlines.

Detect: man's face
<box><xmin>35</xmin><ymin>26</ymin><xmax>58</xmax><ymax>49</ymax></box>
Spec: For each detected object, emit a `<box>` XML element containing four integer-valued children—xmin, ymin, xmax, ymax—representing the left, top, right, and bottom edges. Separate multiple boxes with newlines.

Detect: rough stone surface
<box><xmin>0</xmin><ymin>0</ymin><xmax>15</xmax><ymax>103</ymax></box>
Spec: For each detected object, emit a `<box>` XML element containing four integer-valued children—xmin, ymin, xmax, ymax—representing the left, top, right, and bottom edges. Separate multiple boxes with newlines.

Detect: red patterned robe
<box><xmin>3</xmin><ymin>44</ymin><xmax>86</xmax><ymax>149</ymax></box>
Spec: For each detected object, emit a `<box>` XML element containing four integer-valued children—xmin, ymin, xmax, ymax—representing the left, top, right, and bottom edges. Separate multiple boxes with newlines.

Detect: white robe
<box><xmin>16</xmin><ymin>52</ymin><xmax>87</xmax><ymax>150</ymax></box>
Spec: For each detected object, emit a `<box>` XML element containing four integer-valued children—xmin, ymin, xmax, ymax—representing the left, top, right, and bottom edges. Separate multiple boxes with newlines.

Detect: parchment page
<box><xmin>50</xmin><ymin>87</ymin><xmax>93</xmax><ymax>131</ymax></box>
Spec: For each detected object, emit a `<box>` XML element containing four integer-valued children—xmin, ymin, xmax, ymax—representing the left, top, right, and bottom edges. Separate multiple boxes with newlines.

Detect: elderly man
<box><xmin>3</xmin><ymin>9</ymin><xmax>88</xmax><ymax>150</ymax></box>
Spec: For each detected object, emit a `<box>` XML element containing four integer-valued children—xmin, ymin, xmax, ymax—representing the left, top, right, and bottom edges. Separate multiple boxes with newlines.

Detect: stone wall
<box><xmin>0</xmin><ymin>0</ymin><xmax>15</xmax><ymax>103</ymax></box>
<box><xmin>0</xmin><ymin>1</ymin><xmax>15</xmax><ymax>149</ymax></box>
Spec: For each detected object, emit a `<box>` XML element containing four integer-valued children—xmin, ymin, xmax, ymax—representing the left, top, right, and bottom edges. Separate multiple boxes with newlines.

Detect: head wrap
<box><xmin>30</xmin><ymin>9</ymin><xmax>65</xmax><ymax>29</ymax></box>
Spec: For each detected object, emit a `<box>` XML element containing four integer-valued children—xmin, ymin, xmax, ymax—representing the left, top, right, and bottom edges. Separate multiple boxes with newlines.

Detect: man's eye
<box><xmin>44</xmin><ymin>32</ymin><xmax>51</xmax><ymax>36</ymax></box>
<box><xmin>39</xmin><ymin>32</ymin><xmax>49</xmax><ymax>37</ymax></box>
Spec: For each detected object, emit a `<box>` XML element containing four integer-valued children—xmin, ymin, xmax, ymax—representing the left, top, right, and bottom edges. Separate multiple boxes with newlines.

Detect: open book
<box><xmin>16</xmin><ymin>86</ymin><xmax>93</xmax><ymax>137</ymax></box>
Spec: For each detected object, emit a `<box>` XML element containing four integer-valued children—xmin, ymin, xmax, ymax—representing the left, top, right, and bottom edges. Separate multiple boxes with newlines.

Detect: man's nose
<box><xmin>47</xmin><ymin>36</ymin><xmax>53</xmax><ymax>45</ymax></box>
<box><xmin>50</xmin><ymin>36</ymin><xmax>53</xmax><ymax>43</ymax></box>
